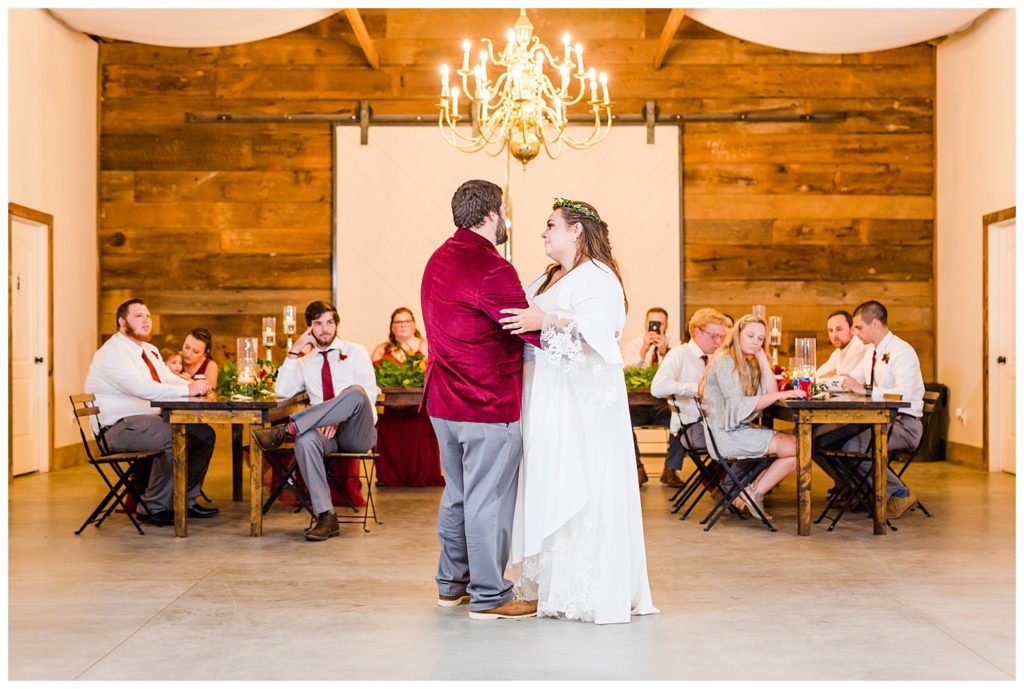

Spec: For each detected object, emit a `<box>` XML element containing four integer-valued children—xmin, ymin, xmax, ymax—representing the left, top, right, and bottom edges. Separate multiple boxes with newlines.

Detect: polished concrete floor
<box><xmin>8</xmin><ymin>438</ymin><xmax>1016</xmax><ymax>681</ymax></box>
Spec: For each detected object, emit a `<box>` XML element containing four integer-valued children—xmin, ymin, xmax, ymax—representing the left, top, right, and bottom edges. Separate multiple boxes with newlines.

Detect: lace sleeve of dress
<box><xmin>540</xmin><ymin>317</ymin><xmax>583</xmax><ymax>368</ymax></box>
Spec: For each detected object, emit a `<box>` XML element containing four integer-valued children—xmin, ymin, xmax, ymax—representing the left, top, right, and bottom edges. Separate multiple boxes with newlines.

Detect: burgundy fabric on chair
<box><xmin>261</xmin><ymin>448</ymin><xmax>365</xmax><ymax>509</ymax></box>
<box><xmin>375</xmin><ymin>407</ymin><xmax>444</xmax><ymax>487</ymax></box>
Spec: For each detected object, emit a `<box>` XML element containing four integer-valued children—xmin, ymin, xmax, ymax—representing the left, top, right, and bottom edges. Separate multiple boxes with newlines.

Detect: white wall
<box><xmin>8</xmin><ymin>9</ymin><xmax>98</xmax><ymax>456</ymax></box>
<box><xmin>335</xmin><ymin>125</ymin><xmax>681</xmax><ymax>351</ymax></box>
<box><xmin>935</xmin><ymin>8</ymin><xmax>1016</xmax><ymax>452</ymax></box>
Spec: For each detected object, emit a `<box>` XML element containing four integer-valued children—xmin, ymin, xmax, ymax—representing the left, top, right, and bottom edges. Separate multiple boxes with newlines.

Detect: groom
<box><xmin>421</xmin><ymin>179</ymin><xmax>541</xmax><ymax>620</ymax></box>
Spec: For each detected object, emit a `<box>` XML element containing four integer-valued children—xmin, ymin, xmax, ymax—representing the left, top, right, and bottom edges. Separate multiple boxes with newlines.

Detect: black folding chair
<box><xmin>693</xmin><ymin>396</ymin><xmax>777</xmax><ymax>532</ymax></box>
<box><xmin>260</xmin><ymin>443</ymin><xmax>315</xmax><ymax>518</ymax></box>
<box><xmin>323</xmin><ymin>451</ymin><xmax>382</xmax><ymax>533</ymax></box>
<box><xmin>886</xmin><ymin>390</ymin><xmax>941</xmax><ymax>518</ymax></box>
<box><xmin>662</xmin><ymin>401</ymin><xmax>718</xmax><ymax>521</ymax></box>
<box><xmin>71</xmin><ymin>394</ymin><xmax>161</xmax><ymax>536</ymax></box>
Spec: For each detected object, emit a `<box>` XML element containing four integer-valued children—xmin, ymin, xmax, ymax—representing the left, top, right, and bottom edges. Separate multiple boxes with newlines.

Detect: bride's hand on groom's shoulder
<box><xmin>500</xmin><ymin>301</ymin><xmax>545</xmax><ymax>334</ymax></box>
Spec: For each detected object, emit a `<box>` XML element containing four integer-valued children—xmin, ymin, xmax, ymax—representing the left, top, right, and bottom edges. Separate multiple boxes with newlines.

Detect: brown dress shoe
<box><xmin>305</xmin><ymin>511</ymin><xmax>340</xmax><ymax>541</ymax></box>
<box><xmin>637</xmin><ymin>464</ymin><xmax>649</xmax><ymax>486</ymax></box>
<box><xmin>660</xmin><ymin>466</ymin><xmax>683</xmax><ymax>486</ymax></box>
<box><xmin>437</xmin><ymin>591</ymin><xmax>471</xmax><ymax>607</ymax></box>
<box><xmin>887</xmin><ymin>492</ymin><xmax>918</xmax><ymax>519</ymax></box>
<box><xmin>251</xmin><ymin>424</ymin><xmax>292</xmax><ymax>452</ymax></box>
<box><xmin>469</xmin><ymin>596</ymin><xmax>538</xmax><ymax>620</ymax></box>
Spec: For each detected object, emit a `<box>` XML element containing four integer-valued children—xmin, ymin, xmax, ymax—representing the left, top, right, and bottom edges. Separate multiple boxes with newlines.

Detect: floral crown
<box><xmin>553</xmin><ymin>197</ymin><xmax>600</xmax><ymax>223</ymax></box>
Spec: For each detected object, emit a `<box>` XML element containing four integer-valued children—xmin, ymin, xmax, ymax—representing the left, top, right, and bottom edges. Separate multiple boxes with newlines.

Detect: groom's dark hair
<box><xmin>452</xmin><ymin>179</ymin><xmax>503</xmax><ymax>230</ymax></box>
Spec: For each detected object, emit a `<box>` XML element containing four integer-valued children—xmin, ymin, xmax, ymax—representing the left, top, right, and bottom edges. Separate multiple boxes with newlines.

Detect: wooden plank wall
<box><xmin>98</xmin><ymin>9</ymin><xmax>934</xmax><ymax>376</ymax></box>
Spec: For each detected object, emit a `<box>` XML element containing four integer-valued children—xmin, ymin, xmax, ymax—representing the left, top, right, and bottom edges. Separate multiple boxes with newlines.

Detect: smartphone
<box><xmin>648</xmin><ymin>321</ymin><xmax>661</xmax><ymax>334</ymax></box>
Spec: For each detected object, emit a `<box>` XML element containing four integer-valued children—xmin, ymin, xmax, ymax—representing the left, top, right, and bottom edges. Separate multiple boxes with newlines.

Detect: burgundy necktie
<box><xmin>701</xmin><ymin>354</ymin><xmax>708</xmax><ymax>366</ymax></box>
<box><xmin>141</xmin><ymin>351</ymin><xmax>161</xmax><ymax>382</ymax></box>
<box><xmin>320</xmin><ymin>351</ymin><xmax>335</xmax><ymax>401</ymax></box>
<box><xmin>652</xmin><ymin>348</ymin><xmax>659</xmax><ymax>364</ymax></box>
<box><xmin>869</xmin><ymin>350</ymin><xmax>877</xmax><ymax>386</ymax></box>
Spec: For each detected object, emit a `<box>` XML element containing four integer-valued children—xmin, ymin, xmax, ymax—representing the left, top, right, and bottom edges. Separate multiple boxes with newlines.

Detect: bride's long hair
<box><xmin>535</xmin><ymin>199</ymin><xmax>628</xmax><ymax>311</ymax></box>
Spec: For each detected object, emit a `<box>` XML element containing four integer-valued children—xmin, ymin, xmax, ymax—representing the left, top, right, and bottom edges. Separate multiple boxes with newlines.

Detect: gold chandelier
<box><xmin>438</xmin><ymin>9</ymin><xmax>613</xmax><ymax>169</ymax></box>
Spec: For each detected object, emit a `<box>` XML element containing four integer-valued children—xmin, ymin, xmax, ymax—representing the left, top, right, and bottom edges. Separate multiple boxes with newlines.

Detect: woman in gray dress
<box><xmin>699</xmin><ymin>314</ymin><xmax>806</xmax><ymax>520</ymax></box>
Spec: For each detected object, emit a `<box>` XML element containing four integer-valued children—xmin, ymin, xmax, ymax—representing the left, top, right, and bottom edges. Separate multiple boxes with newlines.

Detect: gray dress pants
<box><xmin>430</xmin><ymin>417</ymin><xmax>522</xmax><ymax>612</ymax></box>
<box><xmin>291</xmin><ymin>386</ymin><xmax>377</xmax><ymax>515</ymax></box>
<box><xmin>103</xmin><ymin>414</ymin><xmax>215</xmax><ymax>513</ymax></box>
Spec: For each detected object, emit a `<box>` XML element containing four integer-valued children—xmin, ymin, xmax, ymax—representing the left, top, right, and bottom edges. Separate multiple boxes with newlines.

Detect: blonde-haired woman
<box><xmin>699</xmin><ymin>314</ymin><xmax>806</xmax><ymax>520</ymax></box>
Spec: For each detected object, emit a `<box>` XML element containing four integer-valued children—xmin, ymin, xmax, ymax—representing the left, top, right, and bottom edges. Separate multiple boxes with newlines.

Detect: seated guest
<box><xmin>621</xmin><ymin>306</ymin><xmax>678</xmax><ymax>368</ymax></box>
<box><xmin>815</xmin><ymin>310</ymin><xmax>868</xmax><ymax>383</ymax></box>
<box><xmin>179</xmin><ymin>328</ymin><xmax>219</xmax><ymax>383</ymax></box>
<box><xmin>651</xmin><ymin>308</ymin><xmax>730</xmax><ymax>484</ymax></box>
<box><xmin>251</xmin><ymin>300</ymin><xmax>380</xmax><ymax>541</ymax></box>
<box><xmin>371</xmin><ymin>308</ymin><xmax>443</xmax><ymax>487</ymax></box>
<box><xmin>820</xmin><ymin>300</ymin><xmax>925</xmax><ymax>518</ymax></box>
<box><xmin>622</xmin><ymin>306</ymin><xmax>679</xmax><ymax>484</ymax></box>
<box><xmin>371</xmin><ymin>307</ymin><xmax>429</xmax><ymax>363</ymax></box>
<box><xmin>699</xmin><ymin>314</ymin><xmax>806</xmax><ymax>520</ymax></box>
<box><xmin>162</xmin><ymin>349</ymin><xmax>184</xmax><ymax>376</ymax></box>
<box><xmin>84</xmin><ymin>299</ymin><xmax>217</xmax><ymax>527</ymax></box>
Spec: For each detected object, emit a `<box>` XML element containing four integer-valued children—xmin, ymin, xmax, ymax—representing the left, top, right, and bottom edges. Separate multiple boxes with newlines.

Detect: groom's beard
<box><xmin>494</xmin><ymin>214</ymin><xmax>508</xmax><ymax>245</ymax></box>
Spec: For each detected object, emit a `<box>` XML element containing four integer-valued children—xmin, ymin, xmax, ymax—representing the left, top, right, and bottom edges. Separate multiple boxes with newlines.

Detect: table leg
<box><xmin>873</xmin><ymin>422</ymin><xmax>887</xmax><ymax>535</ymax></box>
<box><xmin>172</xmin><ymin>423</ymin><xmax>188</xmax><ymax>538</ymax></box>
<box><xmin>232</xmin><ymin>424</ymin><xmax>244</xmax><ymax>502</ymax></box>
<box><xmin>797</xmin><ymin>420</ymin><xmax>813</xmax><ymax>536</ymax></box>
<box><xmin>249</xmin><ymin>423</ymin><xmax>266</xmax><ymax>537</ymax></box>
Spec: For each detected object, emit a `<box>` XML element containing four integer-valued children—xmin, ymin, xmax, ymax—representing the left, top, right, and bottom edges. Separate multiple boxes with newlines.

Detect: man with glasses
<box><xmin>650</xmin><ymin>308</ymin><xmax>731</xmax><ymax>484</ymax></box>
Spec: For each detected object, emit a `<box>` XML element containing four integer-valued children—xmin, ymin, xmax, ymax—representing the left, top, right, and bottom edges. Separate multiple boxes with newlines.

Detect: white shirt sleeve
<box><xmin>651</xmin><ymin>346</ymin><xmax>698</xmax><ymax>399</ymax></box>
<box><xmin>815</xmin><ymin>348</ymin><xmax>842</xmax><ymax>378</ymax></box>
<box><xmin>345</xmin><ymin>345</ymin><xmax>381</xmax><ymax>424</ymax></box>
<box><xmin>274</xmin><ymin>356</ymin><xmax>306</xmax><ymax>398</ymax></box>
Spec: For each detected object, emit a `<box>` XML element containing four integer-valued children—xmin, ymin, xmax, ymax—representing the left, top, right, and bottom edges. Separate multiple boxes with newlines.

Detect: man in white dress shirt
<box><xmin>251</xmin><ymin>301</ymin><xmax>380</xmax><ymax>541</ymax></box>
<box><xmin>621</xmin><ymin>307</ymin><xmax>678</xmax><ymax>368</ymax></box>
<box><xmin>85</xmin><ymin>299</ymin><xmax>216</xmax><ymax>527</ymax></box>
<box><xmin>650</xmin><ymin>308</ymin><xmax>730</xmax><ymax>483</ymax></box>
<box><xmin>819</xmin><ymin>300</ymin><xmax>925</xmax><ymax>518</ymax></box>
<box><xmin>815</xmin><ymin>310</ymin><xmax>869</xmax><ymax>383</ymax></box>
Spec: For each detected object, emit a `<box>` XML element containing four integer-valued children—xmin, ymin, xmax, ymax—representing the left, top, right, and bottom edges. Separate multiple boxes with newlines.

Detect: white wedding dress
<box><xmin>508</xmin><ymin>259</ymin><xmax>659</xmax><ymax>624</ymax></box>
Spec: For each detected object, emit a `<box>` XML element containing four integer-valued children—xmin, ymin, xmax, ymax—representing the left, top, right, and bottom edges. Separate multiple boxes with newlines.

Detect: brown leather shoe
<box><xmin>468</xmin><ymin>596</ymin><xmax>537</xmax><ymax>620</ymax></box>
<box><xmin>660</xmin><ymin>466</ymin><xmax>683</xmax><ymax>486</ymax></box>
<box><xmin>887</xmin><ymin>492</ymin><xmax>918</xmax><ymax>519</ymax></box>
<box><xmin>251</xmin><ymin>424</ymin><xmax>292</xmax><ymax>452</ymax></box>
<box><xmin>305</xmin><ymin>511</ymin><xmax>340</xmax><ymax>541</ymax></box>
<box><xmin>437</xmin><ymin>591</ymin><xmax>470</xmax><ymax>607</ymax></box>
<box><xmin>638</xmin><ymin>464</ymin><xmax>649</xmax><ymax>486</ymax></box>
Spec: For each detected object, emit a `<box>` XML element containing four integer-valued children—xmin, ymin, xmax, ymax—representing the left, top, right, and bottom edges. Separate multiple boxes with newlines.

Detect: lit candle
<box><xmin>599</xmin><ymin>72</ymin><xmax>609</xmax><ymax>105</ymax></box>
<box><xmin>575</xmin><ymin>43</ymin><xmax>584</xmax><ymax>75</ymax></box>
<box><xmin>560</xmin><ymin>64</ymin><xmax>569</xmax><ymax>95</ymax></box>
<box><xmin>440</xmin><ymin>64</ymin><xmax>450</xmax><ymax>97</ymax></box>
<box><xmin>451</xmin><ymin>86</ymin><xmax>460</xmax><ymax>117</ymax></box>
<box><xmin>589</xmin><ymin>69</ymin><xmax>597</xmax><ymax>102</ymax></box>
<box><xmin>462</xmin><ymin>39</ymin><xmax>470</xmax><ymax>72</ymax></box>
<box><xmin>562</xmin><ymin>33</ymin><xmax>571</xmax><ymax>65</ymax></box>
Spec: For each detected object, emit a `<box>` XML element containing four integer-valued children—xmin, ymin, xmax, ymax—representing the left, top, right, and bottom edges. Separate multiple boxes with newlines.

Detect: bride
<box><xmin>500</xmin><ymin>198</ymin><xmax>659</xmax><ymax>625</ymax></box>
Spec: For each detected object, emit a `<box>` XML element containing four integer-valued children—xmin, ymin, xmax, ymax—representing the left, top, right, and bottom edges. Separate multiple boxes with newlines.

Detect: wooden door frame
<box><xmin>981</xmin><ymin>205</ymin><xmax>1015</xmax><ymax>471</ymax></box>
<box><xmin>8</xmin><ymin>203</ymin><xmax>55</xmax><ymax>479</ymax></box>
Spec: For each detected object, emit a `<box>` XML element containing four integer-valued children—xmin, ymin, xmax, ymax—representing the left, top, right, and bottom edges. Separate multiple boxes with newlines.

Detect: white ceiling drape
<box><xmin>49</xmin><ymin>8</ymin><xmax>337</xmax><ymax>48</ymax></box>
<box><xmin>50</xmin><ymin>8</ymin><xmax>990</xmax><ymax>53</ymax></box>
<box><xmin>687</xmin><ymin>8</ymin><xmax>989</xmax><ymax>54</ymax></box>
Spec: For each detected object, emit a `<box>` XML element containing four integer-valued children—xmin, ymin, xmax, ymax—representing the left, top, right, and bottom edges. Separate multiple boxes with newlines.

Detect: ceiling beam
<box><xmin>343</xmin><ymin>8</ymin><xmax>380</xmax><ymax>71</ymax></box>
<box><xmin>653</xmin><ymin>9</ymin><xmax>689</xmax><ymax>70</ymax></box>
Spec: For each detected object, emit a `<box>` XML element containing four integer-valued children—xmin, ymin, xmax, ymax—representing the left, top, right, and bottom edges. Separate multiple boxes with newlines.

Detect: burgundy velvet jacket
<box><xmin>420</xmin><ymin>228</ymin><xmax>541</xmax><ymax>423</ymax></box>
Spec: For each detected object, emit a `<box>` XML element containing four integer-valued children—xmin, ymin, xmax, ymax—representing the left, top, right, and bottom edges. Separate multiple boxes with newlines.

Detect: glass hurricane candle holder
<box><xmin>283</xmin><ymin>305</ymin><xmax>297</xmax><ymax>350</ymax></box>
<box><xmin>794</xmin><ymin>337</ymin><xmax>817</xmax><ymax>379</ymax></box>
<box><xmin>236</xmin><ymin>337</ymin><xmax>258</xmax><ymax>385</ymax></box>
<box><xmin>262</xmin><ymin>317</ymin><xmax>277</xmax><ymax>360</ymax></box>
<box><xmin>768</xmin><ymin>316</ymin><xmax>782</xmax><ymax>366</ymax></box>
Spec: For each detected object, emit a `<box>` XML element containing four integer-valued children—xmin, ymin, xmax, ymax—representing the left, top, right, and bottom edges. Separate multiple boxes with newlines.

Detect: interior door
<box><xmin>988</xmin><ymin>218</ymin><xmax>1015</xmax><ymax>474</ymax></box>
<box><xmin>10</xmin><ymin>216</ymin><xmax>49</xmax><ymax>475</ymax></box>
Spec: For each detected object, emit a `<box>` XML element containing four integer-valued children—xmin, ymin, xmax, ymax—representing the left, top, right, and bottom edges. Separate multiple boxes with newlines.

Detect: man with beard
<box><xmin>85</xmin><ymin>299</ymin><xmax>217</xmax><ymax>527</ymax></box>
<box><xmin>251</xmin><ymin>300</ymin><xmax>380</xmax><ymax>541</ymax></box>
<box><xmin>419</xmin><ymin>179</ymin><xmax>541</xmax><ymax>620</ymax></box>
<box><xmin>815</xmin><ymin>309</ymin><xmax>869</xmax><ymax>383</ymax></box>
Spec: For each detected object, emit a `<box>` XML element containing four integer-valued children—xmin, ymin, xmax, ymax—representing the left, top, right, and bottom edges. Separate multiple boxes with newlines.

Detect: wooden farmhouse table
<box><xmin>764</xmin><ymin>394</ymin><xmax>910</xmax><ymax>536</ymax></box>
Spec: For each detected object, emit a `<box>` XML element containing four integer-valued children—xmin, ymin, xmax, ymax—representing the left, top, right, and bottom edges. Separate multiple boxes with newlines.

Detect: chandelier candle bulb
<box><xmin>440</xmin><ymin>64</ymin><xmax>450</xmax><ymax>97</ymax></box>
<box><xmin>462</xmin><ymin>39</ymin><xmax>471</xmax><ymax>72</ymax></box>
<box><xmin>575</xmin><ymin>43</ymin><xmax>585</xmax><ymax>75</ymax></box>
<box><xmin>589</xmin><ymin>69</ymin><xmax>597</xmax><ymax>103</ymax></box>
<box><xmin>479</xmin><ymin>49</ymin><xmax>488</xmax><ymax>82</ymax></box>
<box><xmin>560</xmin><ymin>64</ymin><xmax>569</xmax><ymax>95</ymax></box>
<box><xmin>562</xmin><ymin>33</ymin><xmax>571</xmax><ymax>64</ymax></box>
<box><xmin>600</xmin><ymin>72</ymin><xmax>609</xmax><ymax>104</ymax></box>
<box><xmin>451</xmin><ymin>87</ymin><xmax>460</xmax><ymax>118</ymax></box>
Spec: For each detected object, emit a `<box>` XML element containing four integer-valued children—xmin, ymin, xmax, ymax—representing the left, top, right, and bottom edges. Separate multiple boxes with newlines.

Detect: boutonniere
<box><xmin>338</xmin><ymin>350</ymin><xmax>348</xmax><ymax>361</ymax></box>
<box><xmin>882</xmin><ymin>352</ymin><xmax>891</xmax><ymax>364</ymax></box>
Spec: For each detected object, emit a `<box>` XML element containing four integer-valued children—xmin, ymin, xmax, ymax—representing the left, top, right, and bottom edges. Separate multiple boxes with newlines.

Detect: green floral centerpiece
<box><xmin>216</xmin><ymin>359</ymin><xmax>279</xmax><ymax>398</ymax></box>
<box><xmin>374</xmin><ymin>353</ymin><xmax>426</xmax><ymax>389</ymax></box>
<box><xmin>623</xmin><ymin>365</ymin><xmax>658</xmax><ymax>393</ymax></box>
